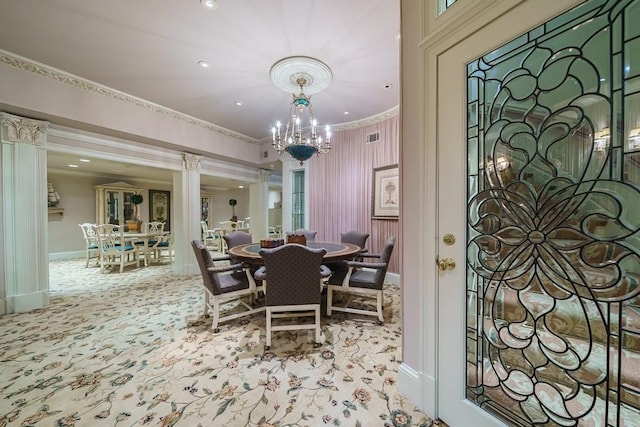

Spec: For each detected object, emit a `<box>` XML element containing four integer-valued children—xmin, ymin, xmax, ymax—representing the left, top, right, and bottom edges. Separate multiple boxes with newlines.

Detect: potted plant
<box><xmin>229</xmin><ymin>198</ymin><xmax>238</xmax><ymax>223</ymax></box>
<box><xmin>127</xmin><ymin>193</ymin><xmax>144</xmax><ymax>232</ymax></box>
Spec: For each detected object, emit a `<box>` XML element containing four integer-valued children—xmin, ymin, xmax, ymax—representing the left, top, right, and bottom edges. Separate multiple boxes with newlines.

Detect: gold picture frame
<box><xmin>372</xmin><ymin>164</ymin><xmax>399</xmax><ymax>219</ymax></box>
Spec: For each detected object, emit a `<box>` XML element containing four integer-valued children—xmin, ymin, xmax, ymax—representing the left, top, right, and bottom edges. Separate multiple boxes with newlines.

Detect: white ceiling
<box><xmin>0</xmin><ymin>0</ymin><xmax>400</xmax><ymax>187</ymax></box>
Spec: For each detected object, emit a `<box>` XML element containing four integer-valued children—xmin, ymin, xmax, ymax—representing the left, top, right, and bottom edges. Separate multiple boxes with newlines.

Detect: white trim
<box><xmin>385</xmin><ymin>272</ymin><xmax>400</xmax><ymax>287</ymax></box>
<box><xmin>0</xmin><ymin>49</ymin><xmax>258</xmax><ymax>144</ymax></box>
<box><xmin>398</xmin><ymin>363</ymin><xmax>427</xmax><ymax>412</ymax></box>
<box><xmin>48</xmin><ymin>125</ymin><xmax>263</xmax><ymax>184</ymax></box>
<box><xmin>7</xmin><ymin>290</ymin><xmax>49</xmax><ymax>313</ymax></box>
<box><xmin>49</xmin><ymin>251</ymin><xmax>84</xmax><ymax>261</ymax></box>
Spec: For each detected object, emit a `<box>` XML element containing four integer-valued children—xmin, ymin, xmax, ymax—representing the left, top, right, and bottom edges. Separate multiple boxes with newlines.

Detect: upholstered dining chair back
<box><xmin>223</xmin><ymin>231</ymin><xmax>252</xmax><ymax>261</ymax></box>
<box><xmin>361</xmin><ymin>235</ymin><xmax>395</xmax><ymax>289</ymax></box>
<box><xmin>192</xmin><ymin>240</ymin><xmax>242</xmax><ymax>296</ymax></box>
<box><xmin>191</xmin><ymin>240</ymin><xmax>263</xmax><ymax>332</ymax></box>
<box><xmin>256</xmin><ymin>243</ymin><xmax>330</xmax><ymax>349</ymax></box>
<box><xmin>259</xmin><ymin>244</ymin><xmax>326</xmax><ymax>307</ymax></box>
<box><xmin>340</xmin><ymin>230</ymin><xmax>369</xmax><ymax>253</ymax></box>
<box><xmin>326</xmin><ymin>236</ymin><xmax>396</xmax><ymax>323</ymax></box>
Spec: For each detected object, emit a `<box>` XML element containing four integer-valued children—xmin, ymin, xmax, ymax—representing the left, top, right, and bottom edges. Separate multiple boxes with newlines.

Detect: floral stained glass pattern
<box><xmin>466</xmin><ymin>0</ymin><xmax>640</xmax><ymax>425</ymax></box>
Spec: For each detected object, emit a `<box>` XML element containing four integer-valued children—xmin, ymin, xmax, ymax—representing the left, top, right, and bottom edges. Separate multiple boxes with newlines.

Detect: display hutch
<box><xmin>94</xmin><ymin>182</ymin><xmax>143</xmax><ymax>227</ymax></box>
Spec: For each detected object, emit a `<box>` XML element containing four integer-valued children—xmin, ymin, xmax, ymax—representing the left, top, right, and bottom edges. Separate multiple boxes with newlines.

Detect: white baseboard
<box><xmin>397</xmin><ymin>362</ymin><xmax>436</xmax><ymax>418</ymax></box>
<box><xmin>5</xmin><ymin>290</ymin><xmax>50</xmax><ymax>313</ymax></box>
<box><xmin>385</xmin><ymin>272</ymin><xmax>400</xmax><ymax>286</ymax></box>
<box><xmin>398</xmin><ymin>363</ymin><xmax>423</xmax><ymax>409</ymax></box>
<box><xmin>49</xmin><ymin>251</ymin><xmax>84</xmax><ymax>261</ymax></box>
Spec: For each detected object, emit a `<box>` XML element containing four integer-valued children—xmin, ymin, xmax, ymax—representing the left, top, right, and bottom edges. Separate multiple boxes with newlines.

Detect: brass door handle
<box><xmin>437</xmin><ymin>257</ymin><xmax>456</xmax><ymax>271</ymax></box>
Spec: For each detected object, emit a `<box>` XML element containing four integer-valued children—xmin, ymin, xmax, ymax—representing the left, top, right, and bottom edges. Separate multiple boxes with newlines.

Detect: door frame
<box><xmin>399</xmin><ymin>0</ymin><xmax>583</xmax><ymax>422</ymax></box>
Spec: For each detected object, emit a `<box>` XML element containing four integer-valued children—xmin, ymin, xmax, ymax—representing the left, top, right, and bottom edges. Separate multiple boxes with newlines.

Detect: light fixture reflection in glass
<box><xmin>594</xmin><ymin>127</ymin><xmax>610</xmax><ymax>152</ymax></box>
<box><xmin>629</xmin><ymin>127</ymin><xmax>640</xmax><ymax>150</ymax></box>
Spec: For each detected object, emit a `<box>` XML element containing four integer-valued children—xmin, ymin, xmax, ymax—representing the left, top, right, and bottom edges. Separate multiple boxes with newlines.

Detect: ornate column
<box><xmin>249</xmin><ymin>169</ymin><xmax>271</xmax><ymax>239</ymax></box>
<box><xmin>0</xmin><ymin>113</ymin><xmax>50</xmax><ymax>314</ymax></box>
<box><xmin>172</xmin><ymin>153</ymin><xmax>201</xmax><ymax>275</ymax></box>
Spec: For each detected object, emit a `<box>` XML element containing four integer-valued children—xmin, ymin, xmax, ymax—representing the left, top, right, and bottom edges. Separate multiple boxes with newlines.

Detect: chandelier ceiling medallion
<box><xmin>270</xmin><ymin>56</ymin><xmax>333</xmax><ymax>165</ymax></box>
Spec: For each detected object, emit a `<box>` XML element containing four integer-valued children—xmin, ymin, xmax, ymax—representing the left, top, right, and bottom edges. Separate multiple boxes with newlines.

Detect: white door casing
<box><xmin>433</xmin><ymin>0</ymin><xmax>586</xmax><ymax>425</ymax></box>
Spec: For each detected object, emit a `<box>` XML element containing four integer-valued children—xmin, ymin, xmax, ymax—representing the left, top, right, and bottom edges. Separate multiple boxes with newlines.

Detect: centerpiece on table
<box><xmin>127</xmin><ymin>193</ymin><xmax>144</xmax><ymax>232</ymax></box>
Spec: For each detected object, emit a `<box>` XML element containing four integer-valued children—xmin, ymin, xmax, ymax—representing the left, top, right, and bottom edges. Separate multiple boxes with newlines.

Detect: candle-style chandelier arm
<box><xmin>269</xmin><ymin>56</ymin><xmax>333</xmax><ymax>165</ymax></box>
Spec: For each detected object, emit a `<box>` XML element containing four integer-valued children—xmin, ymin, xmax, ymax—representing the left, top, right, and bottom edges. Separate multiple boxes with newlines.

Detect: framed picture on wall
<box><xmin>372</xmin><ymin>164</ymin><xmax>399</xmax><ymax>219</ymax></box>
<box><xmin>149</xmin><ymin>190</ymin><xmax>171</xmax><ymax>231</ymax></box>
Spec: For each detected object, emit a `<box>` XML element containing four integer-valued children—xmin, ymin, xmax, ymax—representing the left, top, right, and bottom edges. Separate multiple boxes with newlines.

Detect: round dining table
<box><xmin>228</xmin><ymin>241</ymin><xmax>361</xmax><ymax>265</ymax></box>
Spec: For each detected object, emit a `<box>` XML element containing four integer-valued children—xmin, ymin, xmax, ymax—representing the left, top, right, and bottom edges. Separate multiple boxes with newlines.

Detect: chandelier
<box><xmin>270</xmin><ymin>56</ymin><xmax>333</xmax><ymax>165</ymax></box>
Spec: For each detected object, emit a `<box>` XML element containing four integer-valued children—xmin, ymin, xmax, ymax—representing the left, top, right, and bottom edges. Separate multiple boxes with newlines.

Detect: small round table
<box><xmin>228</xmin><ymin>241</ymin><xmax>361</xmax><ymax>265</ymax></box>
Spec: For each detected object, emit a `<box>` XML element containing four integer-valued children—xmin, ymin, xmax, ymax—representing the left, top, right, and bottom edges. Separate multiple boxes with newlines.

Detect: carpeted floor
<box><xmin>0</xmin><ymin>258</ymin><xmax>431</xmax><ymax>427</ymax></box>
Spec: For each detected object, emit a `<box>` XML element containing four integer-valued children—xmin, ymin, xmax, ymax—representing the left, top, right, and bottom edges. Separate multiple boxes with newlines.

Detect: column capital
<box><xmin>183</xmin><ymin>153</ymin><xmax>201</xmax><ymax>171</ymax></box>
<box><xmin>1</xmin><ymin>113</ymin><xmax>48</xmax><ymax>146</ymax></box>
<box><xmin>258</xmin><ymin>169</ymin><xmax>272</xmax><ymax>182</ymax></box>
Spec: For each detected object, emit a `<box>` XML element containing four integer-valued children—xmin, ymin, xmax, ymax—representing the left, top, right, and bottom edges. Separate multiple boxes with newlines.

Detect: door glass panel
<box><xmin>106</xmin><ymin>190</ymin><xmax>119</xmax><ymax>225</ymax></box>
<box><xmin>466</xmin><ymin>0</ymin><xmax>640</xmax><ymax>425</ymax></box>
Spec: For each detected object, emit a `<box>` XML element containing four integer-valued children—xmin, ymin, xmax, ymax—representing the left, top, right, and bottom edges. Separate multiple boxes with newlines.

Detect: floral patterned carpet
<box><xmin>0</xmin><ymin>259</ymin><xmax>431</xmax><ymax>427</ymax></box>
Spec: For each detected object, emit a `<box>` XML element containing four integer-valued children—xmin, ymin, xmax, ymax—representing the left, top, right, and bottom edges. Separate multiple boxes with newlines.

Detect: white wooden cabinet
<box><xmin>94</xmin><ymin>181</ymin><xmax>142</xmax><ymax>226</ymax></box>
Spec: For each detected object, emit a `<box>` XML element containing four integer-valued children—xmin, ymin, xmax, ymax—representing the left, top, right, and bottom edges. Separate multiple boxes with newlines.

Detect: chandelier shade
<box><xmin>270</xmin><ymin>56</ymin><xmax>333</xmax><ymax>165</ymax></box>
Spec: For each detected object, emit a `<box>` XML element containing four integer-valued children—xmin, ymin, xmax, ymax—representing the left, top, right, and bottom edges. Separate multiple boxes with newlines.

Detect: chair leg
<box><xmin>212</xmin><ymin>300</ymin><xmax>221</xmax><ymax>332</ymax></box>
<box><xmin>266</xmin><ymin>308</ymin><xmax>272</xmax><ymax>349</ymax></box>
<box><xmin>376</xmin><ymin>290</ymin><xmax>384</xmax><ymax>324</ymax></box>
<box><xmin>326</xmin><ymin>286</ymin><xmax>333</xmax><ymax>317</ymax></box>
<box><xmin>314</xmin><ymin>307</ymin><xmax>322</xmax><ymax>347</ymax></box>
<box><xmin>204</xmin><ymin>291</ymin><xmax>210</xmax><ymax>318</ymax></box>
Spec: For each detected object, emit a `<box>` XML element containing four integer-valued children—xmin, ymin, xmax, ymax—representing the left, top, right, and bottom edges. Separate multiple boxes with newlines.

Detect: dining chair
<box><xmin>78</xmin><ymin>223</ymin><xmax>100</xmax><ymax>267</ymax></box>
<box><xmin>254</xmin><ymin>244</ymin><xmax>332</xmax><ymax>350</ymax></box>
<box><xmin>222</xmin><ymin>231</ymin><xmax>253</xmax><ymax>263</ymax></box>
<box><xmin>325</xmin><ymin>230</ymin><xmax>371</xmax><ymax>281</ymax></box>
<box><xmin>134</xmin><ymin>221</ymin><xmax>165</xmax><ymax>264</ymax></box>
<box><xmin>340</xmin><ymin>230</ymin><xmax>370</xmax><ymax>257</ymax></box>
<box><xmin>191</xmin><ymin>240</ymin><xmax>264</xmax><ymax>332</ymax></box>
<box><xmin>143</xmin><ymin>221</ymin><xmax>165</xmax><ymax>234</ymax></box>
<box><xmin>201</xmin><ymin>221</ymin><xmax>225</xmax><ymax>252</ymax></box>
<box><xmin>326</xmin><ymin>236</ymin><xmax>396</xmax><ymax>324</ymax></box>
<box><xmin>151</xmin><ymin>234</ymin><xmax>174</xmax><ymax>263</ymax></box>
<box><xmin>95</xmin><ymin>224</ymin><xmax>140</xmax><ymax>273</ymax></box>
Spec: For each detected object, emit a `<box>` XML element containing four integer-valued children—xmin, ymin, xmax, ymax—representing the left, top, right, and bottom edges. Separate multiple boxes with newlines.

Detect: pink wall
<box><xmin>307</xmin><ymin>116</ymin><xmax>400</xmax><ymax>273</ymax></box>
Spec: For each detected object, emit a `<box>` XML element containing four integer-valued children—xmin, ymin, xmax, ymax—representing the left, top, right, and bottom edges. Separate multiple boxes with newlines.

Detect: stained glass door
<box><xmin>438</xmin><ymin>0</ymin><xmax>640</xmax><ymax>426</ymax></box>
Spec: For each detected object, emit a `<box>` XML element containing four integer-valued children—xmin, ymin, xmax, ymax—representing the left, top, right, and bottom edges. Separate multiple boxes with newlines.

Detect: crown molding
<box><xmin>0</xmin><ymin>49</ymin><xmax>258</xmax><ymax>145</ymax></box>
<box><xmin>331</xmin><ymin>106</ymin><xmax>399</xmax><ymax>132</ymax></box>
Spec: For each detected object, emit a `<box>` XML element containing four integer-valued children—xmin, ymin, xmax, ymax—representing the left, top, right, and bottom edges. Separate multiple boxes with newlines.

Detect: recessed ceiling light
<box><xmin>79</xmin><ymin>158</ymin><xmax>91</xmax><ymax>162</ymax></box>
<box><xmin>344</xmin><ymin>111</ymin><xmax>350</xmax><ymax>115</ymax></box>
<box><xmin>200</xmin><ymin>0</ymin><xmax>217</xmax><ymax>10</ymax></box>
<box><xmin>235</xmin><ymin>101</ymin><xmax>243</xmax><ymax>106</ymax></box>
<box><xmin>198</xmin><ymin>60</ymin><xmax>209</xmax><ymax>68</ymax></box>
<box><xmin>238</xmin><ymin>185</ymin><xmax>244</xmax><ymax>189</ymax></box>
<box><xmin>68</xmin><ymin>164</ymin><xmax>79</xmax><ymax>168</ymax></box>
